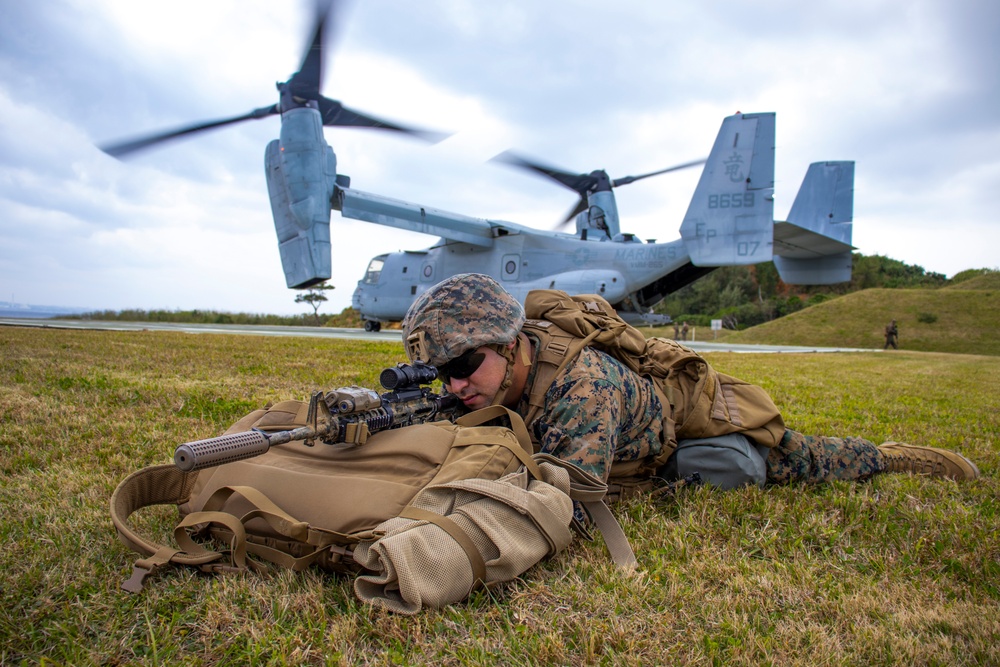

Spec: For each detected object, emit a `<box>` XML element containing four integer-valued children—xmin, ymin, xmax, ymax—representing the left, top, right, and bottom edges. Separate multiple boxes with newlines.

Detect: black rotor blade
<box><xmin>318</xmin><ymin>97</ymin><xmax>449</xmax><ymax>142</ymax></box>
<box><xmin>492</xmin><ymin>151</ymin><xmax>597</xmax><ymax>196</ymax></box>
<box><xmin>557</xmin><ymin>196</ymin><xmax>589</xmax><ymax>229</ymax></box>
<box><xmin>288</xmin><ymin>0</ymin><xmax>448</xmax><ymax>143</ymax></box>
<box><xmin>287</xmin><ymin>0</ymin><xmax>336</xmax><ymax>98</ymax></box>
<box><xmin>99</xmin><ymin>105</ymin><xmax>279</xmax><ymax>158</ymax></box>
<box><xmin>611</xmin><ymin>158</ymin><xmax>707</xmax><ymax>187</ymax></box>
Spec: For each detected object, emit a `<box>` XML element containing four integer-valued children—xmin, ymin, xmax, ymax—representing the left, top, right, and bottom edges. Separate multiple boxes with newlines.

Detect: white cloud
<box><xmin>1</xmin><ymin>0</ymin><xmax>998</xmax><ymax>315</ymax></box>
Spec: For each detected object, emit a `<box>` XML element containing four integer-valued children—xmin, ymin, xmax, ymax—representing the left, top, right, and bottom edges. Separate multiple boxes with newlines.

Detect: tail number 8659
<box><xmin>708</xmin><ymin>193</ymin><xmax>755</xmax><ymax>209</ymax></box>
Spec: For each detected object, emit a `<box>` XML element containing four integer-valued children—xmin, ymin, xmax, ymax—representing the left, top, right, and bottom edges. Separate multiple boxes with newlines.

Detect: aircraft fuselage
<box><xmin>351</xmin><ymin>228</ymin><xmax>688</xmax><ymax>326</ymax></box>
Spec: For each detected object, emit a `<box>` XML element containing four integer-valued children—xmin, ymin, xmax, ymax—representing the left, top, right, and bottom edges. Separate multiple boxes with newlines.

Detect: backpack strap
<box><xmin>110</xmin><ymin>464</ymin><xmax>250</xmax><ymax>592</ymax></box>
<box><xmin>437</xmin><ymin>475</ymin><xmax>572</xmax><ymax>560</ymax></box>
<box><xmin>520</xmin><ymin>320</ymin><xmax>601</xmax><ymax>430</ymax></box>
<box><xmin>522</xmin><ymin>315</ymin><xmax>682</xmax><ymax>489</ymax></box>
<box><xmin>399</xmin><ymin>506</ymin><xmax>488</xmax><ymax>586</ymax></box>
<box><xmin>456</xmin><ymin>405</ymin><xmax>544</xmax><ymax>480</ymax></box>
<box><xmin>534</xmin><ymin>454</ymin><xmax>637</xmax><ymax>570</ymax></box>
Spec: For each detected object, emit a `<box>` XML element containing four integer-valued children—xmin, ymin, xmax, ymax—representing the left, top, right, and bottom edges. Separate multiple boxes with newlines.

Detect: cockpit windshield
<box><xmin>363</xmin><ymin>256</ymin><xmax>386</xmax><ymax>284</ymax></box>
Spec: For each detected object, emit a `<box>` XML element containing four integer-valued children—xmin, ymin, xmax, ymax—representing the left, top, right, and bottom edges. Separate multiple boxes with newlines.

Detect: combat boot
<box><xmin>878</xmin><ymin>442</ymin><xmax>980</xmax><ymax>480</ymax></box>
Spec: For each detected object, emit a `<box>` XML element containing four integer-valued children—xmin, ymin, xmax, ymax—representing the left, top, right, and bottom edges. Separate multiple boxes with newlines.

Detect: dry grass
<box><xmin>1</xmin><ymin>326</ymin><xmax>997</xmax><ymax>665</ymax></box>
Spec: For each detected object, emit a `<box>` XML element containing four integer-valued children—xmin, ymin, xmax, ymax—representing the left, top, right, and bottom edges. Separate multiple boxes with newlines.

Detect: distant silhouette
<box><xmin>884</xmin><ymin>319</ymin><xmax>899</xmax><ymax>350</ymax></box>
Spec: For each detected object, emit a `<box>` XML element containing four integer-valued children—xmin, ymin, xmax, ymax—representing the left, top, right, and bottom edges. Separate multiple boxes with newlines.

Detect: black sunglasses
<box><xmin>436</xmin><ymin>349</ymin><xmax>486</xmax><ymax>383</ymax></box>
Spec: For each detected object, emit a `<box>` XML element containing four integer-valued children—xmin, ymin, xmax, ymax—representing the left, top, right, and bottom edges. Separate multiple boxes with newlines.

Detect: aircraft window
<box><xmin>402</xmin><ymin>267</ymin><xmax>408</xmax><ymax>274</ymax></box>
<box><xmin>505</xmin><ymin>260</ymin><xmax>516</xmax><ymax>275</ymax></box>
<box><xmin>363</xmin><ymin>258</ymin><xmax>385</xmax><ymax>284</ymax></box>
<box><xmin>423</xmin><ymin>265</ymin><xmax>433</xmax><ymax>278</ymax></box>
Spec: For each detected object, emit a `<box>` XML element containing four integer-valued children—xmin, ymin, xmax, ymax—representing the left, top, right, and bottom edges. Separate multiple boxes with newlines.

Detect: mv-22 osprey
<box><xmin>348</xmin><ymin>126</ymin><xmax>855</xmax><ymax>330</ymax></box>
<box><xmin>101</xmin><ymin>2</ymin><xmax>855</xmax><ymax>331</ymax></box>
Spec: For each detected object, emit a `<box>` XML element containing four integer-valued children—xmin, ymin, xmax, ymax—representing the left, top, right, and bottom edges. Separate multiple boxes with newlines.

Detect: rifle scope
<box><xmin>379</xmin><ymin>361</ymin><xmax>438</xmax><ymax>390</ymax></box>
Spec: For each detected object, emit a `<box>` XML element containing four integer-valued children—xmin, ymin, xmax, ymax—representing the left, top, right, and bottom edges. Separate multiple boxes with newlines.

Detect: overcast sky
<box><xmin>1</xmin><ymin>0</ymin><xmax>998</xmax><ymax>315</ymax></box>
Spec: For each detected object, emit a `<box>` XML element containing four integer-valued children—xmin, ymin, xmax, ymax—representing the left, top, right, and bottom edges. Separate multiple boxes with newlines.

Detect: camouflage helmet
<box><xmin>402</xmin><ymin>273</ymin><xmax>525</xmax><ymax>366</ymax></box>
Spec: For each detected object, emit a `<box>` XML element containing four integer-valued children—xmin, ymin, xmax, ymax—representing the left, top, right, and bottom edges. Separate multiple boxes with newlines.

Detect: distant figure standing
<box><xmin>884</xmin><ymin>319</ymin><xmax>899</xmax><ymax>350</ymax></box>
<box><xmin>681</xmin><ymin>321</ymin><xmax>690</xmax><ymax>342</ymax></box>
<box><xmin>672</xmin><ymin>322</ymin><xmax>680</xmax><ymax>341</ymax></box>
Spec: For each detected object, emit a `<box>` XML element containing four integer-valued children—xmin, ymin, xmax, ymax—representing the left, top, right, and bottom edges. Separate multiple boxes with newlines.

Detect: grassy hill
<box><xmin>941</xmin><ymin>271</ymin><xmax>1000</xmax><ymax>291</ymax></box>
<box><xmin>721</xmin><ymin>286</ymin><xmax>1000</xmax><ymax>355</ymax></box>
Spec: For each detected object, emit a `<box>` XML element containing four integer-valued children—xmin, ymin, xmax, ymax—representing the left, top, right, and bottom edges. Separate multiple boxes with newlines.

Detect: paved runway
<box><xmin>0</xmin><ymin>317</ymin><xmax>400</xmax><ymax>342</ymax></box>
<box><xmin>0</xmin><ymin>317</ymin><xmax>878</xmax><ymax>353</ymax></box>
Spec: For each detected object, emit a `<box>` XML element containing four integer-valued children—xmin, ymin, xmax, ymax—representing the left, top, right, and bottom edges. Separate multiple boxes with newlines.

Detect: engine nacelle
<box><xmin>575</xmin><ymin>190</ymin><xmax>620</xmax><ymax>240</ymax></box>
<box><xmin>265</xmin><ymin>106</ymin><xmax>336</xmax><ymax>288</ymax></box>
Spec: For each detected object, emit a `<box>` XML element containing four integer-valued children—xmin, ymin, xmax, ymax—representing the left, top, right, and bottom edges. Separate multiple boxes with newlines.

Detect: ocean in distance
<box><xmin>0</xmin><ymin>303</ymin><xmax>89</xmax><ymax>319</ymax></box>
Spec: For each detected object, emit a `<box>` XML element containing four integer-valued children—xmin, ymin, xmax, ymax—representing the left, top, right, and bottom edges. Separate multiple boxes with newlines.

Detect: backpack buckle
<box><xmin>122</xmin><ymin>563</ymin><xmax>154</xmax><ymax>593</ymax></box>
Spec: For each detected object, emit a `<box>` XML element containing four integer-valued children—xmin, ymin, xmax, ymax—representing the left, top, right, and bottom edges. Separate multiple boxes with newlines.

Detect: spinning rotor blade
<box><xmin>292</xmin><ymin>0</ymin><xmax>446</xmax><ymax>141</ymax></box>
<box><xmin>286</xmin><ymin>0</ymin><xmax>334</xmax><ymax>99</ymax></box>
<box><xmin>492</xmin><ymin>151</ymin><xmax>597</xmax><ymax>196</ymax></box>
<box><xmin>612</xmin><ymin>158</ymin><xmax>707</xmax><ymax>187</ymax></box>
<box><xmin>492</xmin><ymin>151</ymin><xmax>592</xmax><ymax>228</ymax></box>
<box><xmin>559</xmin><ymin>197</ymin><xmax>590</xmax><ymax>227</ymax></box>
<box><xmin>494</xmin><ymin>150</ymin><xmax>709</xmax><ymax>231</ymax></box>
<box><xmin>99</xmin><ymin>105</ymin><xmax>279</xmax><ymax>158</ymax></box>
<box><xmin>318</xmin><ymin>97</ymin><xmax>450</xmax><ymax>142</ymax></box>
<box><xmin>495</xmin><ymin>151</ymin><xmax>707</xmax><ymax>194</ymax></box>
<box><xmin>99</xmin><ymin>0</ymin><xmax>446</xmax><ymax>158</ymax></box>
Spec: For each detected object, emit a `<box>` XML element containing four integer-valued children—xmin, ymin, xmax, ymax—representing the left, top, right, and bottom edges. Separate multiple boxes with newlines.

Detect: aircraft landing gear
<box><xmin>363</xmin><ymin>320</ymin><xmax>382</xmax><ymax>332</ymax></box>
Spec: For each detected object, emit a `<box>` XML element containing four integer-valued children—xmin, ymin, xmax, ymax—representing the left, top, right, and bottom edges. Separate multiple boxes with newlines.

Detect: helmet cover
<box><xmin>402</xmin><ymin>273</ymin><xmax>525</xmax><ymax>366</ymax></box>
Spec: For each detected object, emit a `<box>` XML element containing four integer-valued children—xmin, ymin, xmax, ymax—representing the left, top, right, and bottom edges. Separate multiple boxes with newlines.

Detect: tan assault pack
<box><xmin>111</xmin><ymin>402</ymin><xmax>630</xmax><ymax>613</ymax></box>
<box><xmin>522</xmin><ymin>289</ymin><xmax>786</xmax><ymax>498</ymax></box>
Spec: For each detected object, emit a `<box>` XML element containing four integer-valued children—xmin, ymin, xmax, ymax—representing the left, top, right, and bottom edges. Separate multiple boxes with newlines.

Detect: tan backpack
<box><xmin>522</xmin><ymin>289</ymin><xmax>786</xmax><ymax>497</ymax></box>
<box><xmin>111</xmin><ymin>401</ymin><xmax>634</xmax><ymax>613</ymax></box>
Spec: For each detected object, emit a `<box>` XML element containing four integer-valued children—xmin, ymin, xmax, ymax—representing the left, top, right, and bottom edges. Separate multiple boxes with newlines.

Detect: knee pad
<box><xmin>661</xmin><ymin>433</ymin><xmax>769</xmax><ymax>490</ymax></box>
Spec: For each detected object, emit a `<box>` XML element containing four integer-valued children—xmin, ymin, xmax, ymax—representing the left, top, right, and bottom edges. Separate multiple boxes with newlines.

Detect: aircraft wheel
<box><xmin>364</xmin><ymin>320</ymin><xmax>374</xmax><ymax>332</ymax></box>
<box><xmin>371</xmin><ymin>321</ymin><xmax>382</xmax><ymax>332</ymax></box>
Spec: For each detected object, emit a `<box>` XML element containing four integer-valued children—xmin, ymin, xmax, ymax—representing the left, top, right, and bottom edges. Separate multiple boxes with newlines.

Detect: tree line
<box><xmin>66</xmin><ymin>254</ymin><xmax>991</xmax><ymax>331</ymax></box>
<box><xmin>651</xmin><ymin>253</ymin><xmax>978</xmax><ymax>329</ymax></box>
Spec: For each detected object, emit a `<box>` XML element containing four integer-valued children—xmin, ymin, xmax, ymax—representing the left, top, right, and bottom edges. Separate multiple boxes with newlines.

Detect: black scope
<box><xmin>379</xmin><ymin>361</ymin><xmax>439</xmax><ymax>390</ymax></box>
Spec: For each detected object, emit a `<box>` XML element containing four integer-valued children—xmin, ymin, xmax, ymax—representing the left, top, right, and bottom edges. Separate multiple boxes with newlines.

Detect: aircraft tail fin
<box><xmin>680</xmin><ymin>112</ymin><xmax>775</xmax><ymax>267</ymax></box>
<box><xmin>772</xmin><ymin>161</ymin><xmax>855</xmax><ymax>284</ymax></box>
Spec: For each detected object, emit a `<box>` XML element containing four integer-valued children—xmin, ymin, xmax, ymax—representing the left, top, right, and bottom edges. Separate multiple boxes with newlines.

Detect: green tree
<box><xmin>295</xmin><ymin>282</ymin><xmax>335</xmax><ymax>325</ymax></box>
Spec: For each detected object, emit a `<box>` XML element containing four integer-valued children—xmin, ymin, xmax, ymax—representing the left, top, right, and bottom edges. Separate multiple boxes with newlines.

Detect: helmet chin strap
<box><xmin>490</xmin><ymin>334</ymin><xmax>532</xmax><ymax>407</ymax></box>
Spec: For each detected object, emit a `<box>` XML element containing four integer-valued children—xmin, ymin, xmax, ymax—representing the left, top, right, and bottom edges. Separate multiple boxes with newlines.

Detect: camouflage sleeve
<box><xmin>533</xmin><ymin>376</ymin><xmax>622</xmax><ymax>481</ymax></box>
<box><xmin>529</xmin><ymin>348</ymin><xmax>664</xmax><ymax>481</ymax></box>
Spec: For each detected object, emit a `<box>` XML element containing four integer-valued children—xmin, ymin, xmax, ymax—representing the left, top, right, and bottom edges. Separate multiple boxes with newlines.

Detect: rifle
<box><xmin>173</xmin><ymin>361</ymin><xmax>460</xmax><ymax>472</ymax></box>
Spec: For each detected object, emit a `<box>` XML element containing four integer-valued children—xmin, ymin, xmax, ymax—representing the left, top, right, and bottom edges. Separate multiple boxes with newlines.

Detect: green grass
<box><xmin>944</xmin><ymin>272</ymin><xmax>1000</xmax><ymax>291</ymax></box>
<box><xmin>2</xmin><ymin>326</ymin><xmax>998</xmax><ymax>665</ymax></box>
<box><xmin>700</xmin><ymin>286</ymin><xmax>1000</xmax><ymax>355</ymax></box>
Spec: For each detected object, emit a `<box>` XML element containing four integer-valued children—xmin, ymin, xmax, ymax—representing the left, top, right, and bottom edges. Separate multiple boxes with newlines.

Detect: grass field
<box><xmin>714</xmin><ymin>284</ymin><xmax>1000</xmax><ymax>356</ymax></box>
<box><xmin>1</xmin><ymin>326</ymin><xmax>998</xmax><ymax>665</ymax></box>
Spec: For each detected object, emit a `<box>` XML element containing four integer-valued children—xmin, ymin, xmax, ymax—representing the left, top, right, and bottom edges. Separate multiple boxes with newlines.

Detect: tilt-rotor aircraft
<box><xmin>101</xmin><ymin>1</ymin><xmax>855</xmax><ymax>332</ymax></box>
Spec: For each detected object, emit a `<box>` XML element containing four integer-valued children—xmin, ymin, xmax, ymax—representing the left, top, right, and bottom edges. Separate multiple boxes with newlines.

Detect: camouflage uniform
<box><xmin>766</xmin><ymin>430</ymin><xmax>883</xmax><ymax>484</ymax></box>
<box><xmin>516</xmin><ymin>337</ymin><xmax>664</xmax><ymax>481</ymax></box>
<box><xmin>403</xmin><ymin>273</ymin><xmax>887</xmax><ymax>487</ymax></box>
<box><xmin>517</xmin><ymin>337</ymin><xmax>885</xmax><ymax>484</ymax></box>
